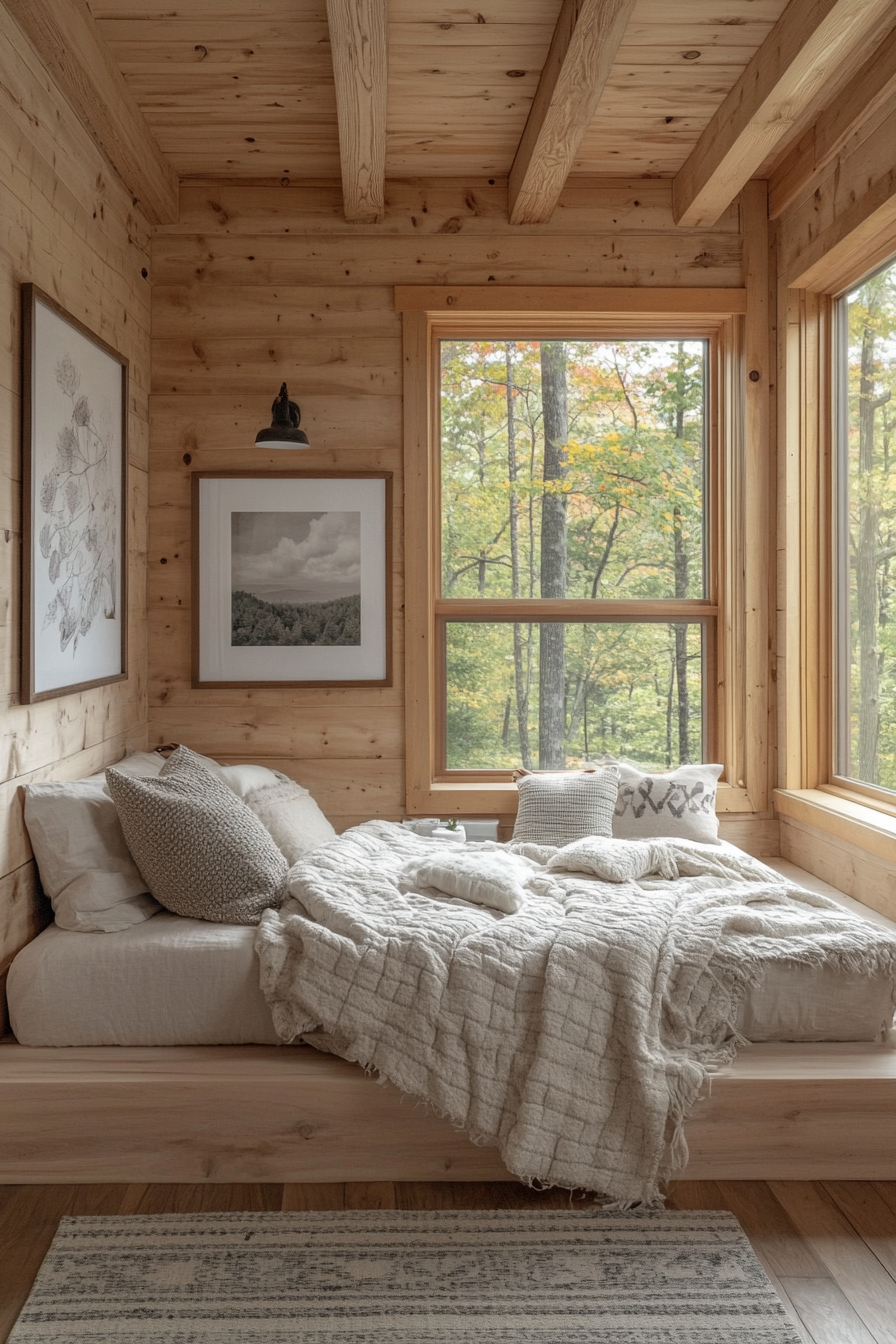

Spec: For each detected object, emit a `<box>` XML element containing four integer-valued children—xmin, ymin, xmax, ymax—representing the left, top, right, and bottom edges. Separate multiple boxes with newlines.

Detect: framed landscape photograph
<box><xmin>21</xmin><ymin>284</ymin><xmax>128</xmax><ymax>704</ymax></box>
<box><xmin>192</xmin><ymin>472</ymin><xmax>392</xmax><ymax>687</ymax></box>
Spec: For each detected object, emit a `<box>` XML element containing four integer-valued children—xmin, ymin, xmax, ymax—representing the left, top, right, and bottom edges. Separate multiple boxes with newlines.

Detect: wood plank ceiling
<box><xmin>89</xmin><ymin>0</ymin><xmax>792</xmax><ymax>183</ymax></box>
<box><xmin>63</xmin><ymin>0</ymin><xmax>896</xmax><ymax>229</ymax></box>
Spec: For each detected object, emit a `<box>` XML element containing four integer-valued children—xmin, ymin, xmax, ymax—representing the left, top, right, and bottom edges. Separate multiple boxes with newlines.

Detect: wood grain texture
<box><xmin>768</xmin><ymin>30</ymin><xmax>896</xmax><ymax>220</ymax></box>
<box><xmin>779</xmin><ymin>813</ymin><xmax>896</xmax><ymax>925</ymax></box>
<box><xmin>149</xmin><ymin>195</ymin><xmax>749</xmax><ymax>826</ymax></box>
<box><xmin>1</xmin><ymin>0</ymin><xmax>178</xmax><ymax>225</ymax></box>
<box><xmin>673</xmin><ymin>0</ymin><xmax>896</xmax><ymax>228</ymax></box>
<box><xmin>326</xmin><ymin>0</ymin><xmax>387</xmax><ymax>223</ymax></box>
<box><xmin>90</xmin><ymin>1</ymin><xmax>790</xmax><ymax>182</ymax></box>
<box><xmin>508</xmin><ymin>0</ymin><xmax>636</xmax><ymax>225</ymax></box>
<box><xmin>769</xmin><ymin>1182</ymin><xmax>896</xmax><ymax>1343</ymax></box>
<box><xmin>0</xmin><ymin>3</ymin><xmax>151</xmax><ymax>985</ymax></box>
<box><xmin>394</xmin><ymin>284</ymin><xmax>747</xmax><ymax>313</ymax></box>
<box><xmin>742</xmin><ymin>181</ymin><xmax>771</xmax><ymax>813</ymax></box>
<box><xmin>2</xmin><ymin>1036</ymin><xmax>896</xmax><ymax>1184</ymax></box>
<box><xmin>781</xmin><ymin>96</ymin><xmax>896</xmax><ymax>292</ymax></box>
<box><xmin>159</xmin><ymin>179</ymin><xmax>740</xmax><ymax>240</ymax></box>
<box><xmin>151</xmin><ymin>230</ymin><xmax>744</xmax><ymax>289</ymax></box>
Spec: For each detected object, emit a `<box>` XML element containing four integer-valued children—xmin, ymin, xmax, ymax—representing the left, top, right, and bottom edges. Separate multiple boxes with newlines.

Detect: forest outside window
<box><xmin>836</xmin><ymin>254</ymin><xmax>896</xmax><ymax>796</ymax></box>
<box><xmin>438</xmin><ymin>337</ymin><xmax>713</xmax><ymax>776</ymax></box>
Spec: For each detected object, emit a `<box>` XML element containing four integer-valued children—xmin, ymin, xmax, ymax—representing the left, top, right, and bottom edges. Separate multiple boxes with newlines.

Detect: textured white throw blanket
<box><xmin>255</xmin><ymin>821</ymin><xmax>896</xmax><ymax>1204</ymax></box>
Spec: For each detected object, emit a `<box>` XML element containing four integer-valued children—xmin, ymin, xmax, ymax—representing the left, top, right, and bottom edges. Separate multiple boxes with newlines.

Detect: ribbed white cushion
<box><xmin>512</xmin><ymin>768</ymin><xmax>619</xmax><ymax>846</ymax></box>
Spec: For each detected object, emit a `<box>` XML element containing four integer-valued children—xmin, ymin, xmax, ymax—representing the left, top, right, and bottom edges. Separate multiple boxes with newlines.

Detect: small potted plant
<box><xmin>432</xmin><ymin>818</ymin><xmax>466</xmax><ymax>843</ymax></box>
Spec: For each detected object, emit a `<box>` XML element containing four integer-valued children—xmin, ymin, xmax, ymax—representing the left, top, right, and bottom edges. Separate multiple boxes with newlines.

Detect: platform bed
<box><xmin>3</xmin><ymin>859</ymin><xmax>896</xmax><ymax>1186</ymax></box>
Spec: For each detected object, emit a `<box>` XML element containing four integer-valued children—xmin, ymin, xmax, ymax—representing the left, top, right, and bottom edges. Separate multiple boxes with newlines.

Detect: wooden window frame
<box><xmin>399</xmin><ymin>285</ymin><xmax>767</xmax><ymax>819</ymax></box>
<box><xmin>782</xmin><ymin>255</ymin><xmax>896</xmax><ymax>815</ymax></box>
<box><xmin>773</xmin><ymin>163</ymin><xmax>896</xmax><ymax>858</ymax></box>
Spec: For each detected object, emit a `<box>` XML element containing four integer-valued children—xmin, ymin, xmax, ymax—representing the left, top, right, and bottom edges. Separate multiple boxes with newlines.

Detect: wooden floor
<box><xmin>2</xmin><ymin>1181</ymin><xmax>896</xmax><ymax>1343</ymax></box>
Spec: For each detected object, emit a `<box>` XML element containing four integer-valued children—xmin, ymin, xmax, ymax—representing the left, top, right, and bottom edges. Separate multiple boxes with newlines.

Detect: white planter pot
<box><xmin>432</xmin><ymin>826</ymin><xmax>466</xmax><ymax>843</ymax></box>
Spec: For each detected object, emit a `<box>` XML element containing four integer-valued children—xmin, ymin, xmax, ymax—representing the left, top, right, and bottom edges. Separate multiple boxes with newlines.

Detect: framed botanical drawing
<box><xmin>192</xmin><ymin>472</ymin><xmax>392</xmax><ymax>687</ymax></box>
<box><xmin>21</xmin><ymin>284</ymin><xmax>128</xmax><ymax>704</ymax></box>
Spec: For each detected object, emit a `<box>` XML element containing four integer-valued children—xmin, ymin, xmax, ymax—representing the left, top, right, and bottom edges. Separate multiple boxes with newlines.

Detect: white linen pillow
<box><xmin>611</xmin><ymin>760</ymin><xmax>723</xmax><ymax>845</ymax></box>
<box><xmin>512</xmin><ymin>768</ymin><xmax>619</xmax><ymax>847</ymax></box>
<box><xmin>241</xmin><ymin>777</ymin><xmax>336</xmax><ymax>866</ymax></box>
<box><xmin>88</xmin><ymin>751</ymin><xmax>166</xmax><ymax>789</ymax></box>
<box><xmin>158</xmin><ymin>750</ymin><xmax>336</xmax><ymax>865</ymax></box>
<box><xmin>23</xmin><ymin>754</ymin><xmax>166</xmax><ymax>932</ymax></box>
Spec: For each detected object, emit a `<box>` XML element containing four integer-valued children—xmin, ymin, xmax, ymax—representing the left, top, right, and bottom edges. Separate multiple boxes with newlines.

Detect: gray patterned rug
<box><xmin>10</xmin><ymin>1209</ymin><xmax>802</xmax><ymax>1342</ymax></box>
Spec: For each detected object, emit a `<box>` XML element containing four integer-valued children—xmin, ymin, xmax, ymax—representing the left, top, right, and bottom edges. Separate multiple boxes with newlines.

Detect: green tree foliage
<box><xmin>232</xmin><ymin>590</ymin><xmax>361</xmax><ymax>646</ymax></box>
<box><xmin>843</xmin><ymin>260</ymin><xmax>896</xmax><ymax>787</ymax></box>
<box><xmin>440</xmin><ymin>339</ymin><xmax>705</xmax><ymax>771</ymax></box>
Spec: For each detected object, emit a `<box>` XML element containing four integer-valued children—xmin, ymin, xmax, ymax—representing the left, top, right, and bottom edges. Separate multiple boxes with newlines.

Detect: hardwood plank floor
<box><xmin>1</xmin><ymin>1181</ymin><xmax>895</xmax><ymax>1342</ymax></box>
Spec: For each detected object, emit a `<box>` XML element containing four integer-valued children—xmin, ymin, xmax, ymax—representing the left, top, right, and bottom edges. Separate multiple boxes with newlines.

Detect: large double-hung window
<box><xmin>439</xmin><ymin>337</ymin><xmax>710</xmax><ymax>774</ymax></box>
<box><xmin>401</xmin><ymin>289</ymin><xmax>763</xmax><ymax>819</ymax></box>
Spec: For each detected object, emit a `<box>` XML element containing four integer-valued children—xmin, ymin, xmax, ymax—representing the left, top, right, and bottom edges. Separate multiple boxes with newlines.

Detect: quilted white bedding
<box><xmin>255</xmin><ymin>822</ymin><xmax>896</xmax><ymax>1203</ymax></box>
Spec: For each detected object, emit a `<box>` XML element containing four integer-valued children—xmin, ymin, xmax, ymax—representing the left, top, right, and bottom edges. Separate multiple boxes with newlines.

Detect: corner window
<box><xmin>836</xmin><ymin>256</ymin><xmax>896</xmax><ymax>792</ymax></box>
<box><xmin>439</xmin><ymin>338</ymin><xmax>711</xmax><ymax>773</ymax></box>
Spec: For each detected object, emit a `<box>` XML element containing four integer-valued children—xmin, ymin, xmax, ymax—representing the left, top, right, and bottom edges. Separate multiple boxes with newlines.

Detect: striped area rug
<box><xmin>10</xmin><ymin>1209</ymin><xmax>802</xmax><ymax>1342</ymax></box>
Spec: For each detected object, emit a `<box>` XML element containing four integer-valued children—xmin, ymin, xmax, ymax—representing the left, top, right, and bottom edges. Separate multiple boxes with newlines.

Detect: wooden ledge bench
<box><xmin>1</xmin><ymin>1036</ymin><xmax>895</xmax><ymax>1184</ymax></box>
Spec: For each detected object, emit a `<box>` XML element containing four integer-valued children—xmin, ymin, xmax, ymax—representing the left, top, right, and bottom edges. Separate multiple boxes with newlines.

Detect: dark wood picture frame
<box><xmin>21</xmin><ymin>284</ymin><xmax>128</xmax><ymax>704</ymax></box>
<box><xmin>191</xmin><ymin>471</ymin><xmax>393</xmax><ymax>688</ymax></box>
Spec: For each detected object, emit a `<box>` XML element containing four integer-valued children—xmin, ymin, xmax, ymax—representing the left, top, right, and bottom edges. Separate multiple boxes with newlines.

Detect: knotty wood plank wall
<box><xmin>0</xmin><ymin>6</ymin><xmax>152</xmax><ymax>1008</ymax></box>
<box><xmin>774</xmin><ymin>81</ymin><xmax>896</xmax><ymax>897</ymax></box>
<box><xmin>148</xmin><ymin>177</ymin><xmax>776</xmax><ymax>843</ymax></box>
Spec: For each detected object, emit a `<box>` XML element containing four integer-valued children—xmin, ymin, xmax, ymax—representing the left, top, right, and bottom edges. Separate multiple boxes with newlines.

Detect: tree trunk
<box><xmin>539</xmin><ymin>341</ymin><xmax>568</xmax><ymax>769</ymax></box>
<box><xmin>857</xmin><ymin>316</ymin><xmax>881</xmax><ymax>782</ymax></box>
<box><xmin>673</xmin><ymin>527</ymin><xmax>690</xmax><ymax>762</ymax></box>
<box><xmin>506</xmin><ymin>345</ymin><xmax>532</xmax><ymax>768</ymax></box>
<box><xmin>665</xmin><ymin>653</ymin><xmax>675</xmax><ymax>768</ymax></box>
<box><xmin>672</xmin><ymin>343</ymin><xmax>691</xmax><ymax>763</ymax></box>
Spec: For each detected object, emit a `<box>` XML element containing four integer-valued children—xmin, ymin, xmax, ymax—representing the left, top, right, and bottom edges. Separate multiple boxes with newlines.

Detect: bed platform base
<box><xmin>1</xmin><ymin>1038</ymin><xmax>895</xmax><ymax>1184</ymax></box>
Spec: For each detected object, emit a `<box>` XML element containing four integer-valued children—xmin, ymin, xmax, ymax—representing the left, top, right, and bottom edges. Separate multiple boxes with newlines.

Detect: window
<box><xmin>836</xmin><ymin>255</ymin><xmax>896</xmax><ymax>794</ymax></box>
<box><xmin>439</xmin><ymin>338</ymin><xmax>711</xmax><ymax>773</ymax></box>
<box><xmin>400</xmin><ymin>289</ymin><xmax>764</xmax><ymax>818</ymax></box>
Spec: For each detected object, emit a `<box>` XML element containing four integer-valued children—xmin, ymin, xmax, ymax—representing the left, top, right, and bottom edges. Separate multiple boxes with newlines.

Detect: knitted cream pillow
<box><xmin>512</xmin><ymin>767</ymin><xmax>619</xmax><ymax>847</ymax></box>
<box><xmin>106</xmin><ymin>746</ymin><xmax>288</xmax><ymax>925</ymax></box>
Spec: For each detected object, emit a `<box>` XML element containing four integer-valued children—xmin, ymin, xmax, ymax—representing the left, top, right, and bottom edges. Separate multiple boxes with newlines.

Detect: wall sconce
<box><xmin>254</xmin><ymin>382</ymin><xmax>310</xmax><ymax>448</ymax></box>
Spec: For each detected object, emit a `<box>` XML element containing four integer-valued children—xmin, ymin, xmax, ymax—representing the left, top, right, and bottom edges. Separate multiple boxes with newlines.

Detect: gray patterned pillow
<box><xmin>612</xmin><ymin>761</ymin><xmax>723</xmax><ymax>845</ymax></box>
<box><xmin>512</xmin><ymin>768</ymin><xmax>619</xmax><ymax>846</ymax></box>
<box><xmin>106</xmin><ymin>746</ymin><xmax>288</xmax><ymax>925</ymax></box>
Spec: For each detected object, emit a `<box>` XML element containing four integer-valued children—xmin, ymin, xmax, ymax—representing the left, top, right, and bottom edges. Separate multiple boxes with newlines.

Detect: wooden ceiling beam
<box><xmin>768</xmin><ymin>30</ymin><xmax>896</xmax><ymax>220</ymax></box>
<box><xmin>2</xmin><ymin>0</ymin><xmax>178</xmax><ymax>225</ymax></box>
<box><xmin>673</xmin><ymin>0</ymin><xmax>896</xmax><ymax>229</ymax></box>
<box><xmin>508</xmin><ymin>0</ymin><xmax>635</xmax><ymax>227</ymax></box>
<box><xmin>326</xmin><ymin>0</ymin><xmax>387</xmax><ymax>225</ymax></box>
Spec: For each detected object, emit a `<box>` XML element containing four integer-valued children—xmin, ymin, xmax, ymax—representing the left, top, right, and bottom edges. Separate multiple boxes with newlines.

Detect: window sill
<box><xmin>407</xmin><ymin>779</ymin><xmax>756</xmax><ymax>818</ymax></box>
<box><xmin>774</xmin><ymin>787</ymin><xmax>896</xmax><ymax>866</ymax></box>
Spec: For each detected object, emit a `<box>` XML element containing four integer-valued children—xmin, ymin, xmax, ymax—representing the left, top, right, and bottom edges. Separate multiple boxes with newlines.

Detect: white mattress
<box><xmin>8</xmin><ymin>860</ymin><xmax>896</xmax><ymax>1048</ymax></box>
<box><xmin>8</xmin><ymin>914</ymin><xmax>280</xmax><ymax>1047</ymax></box>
